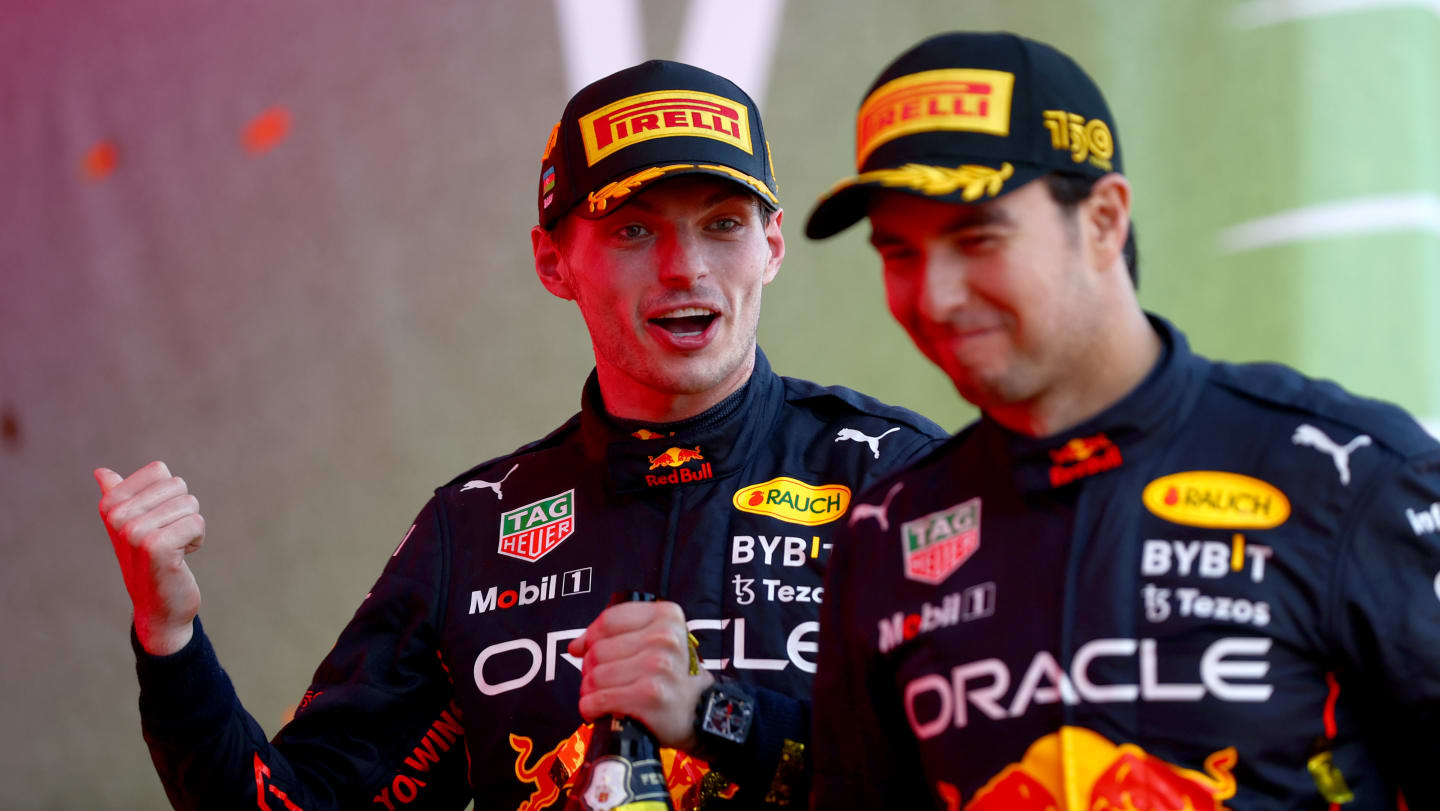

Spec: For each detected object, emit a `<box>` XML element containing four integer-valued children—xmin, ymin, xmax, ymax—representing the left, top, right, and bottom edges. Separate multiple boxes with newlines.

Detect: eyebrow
<box><xmin>869</xmin><ymin>204</ymin><xmax>1014</xmax><ymax>246</ymax></box>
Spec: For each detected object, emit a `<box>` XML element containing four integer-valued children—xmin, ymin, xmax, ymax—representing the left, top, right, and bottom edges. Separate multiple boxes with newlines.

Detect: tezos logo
<box><xmin>732</xmin><ymin>477</ymin><xmax>851</xmax><ymax>526</ymax></box>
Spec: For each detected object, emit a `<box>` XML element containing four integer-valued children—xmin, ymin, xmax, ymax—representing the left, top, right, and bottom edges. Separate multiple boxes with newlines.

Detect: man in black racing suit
<box><xmin>94</xmin><ymin>61</ymin><xmax>946</xmax><ymax>810</ymax></box>
<box><xmin>803</xmin><ymin>32</ymin><xmax>1440</xmax><ymax>811</ymax></box>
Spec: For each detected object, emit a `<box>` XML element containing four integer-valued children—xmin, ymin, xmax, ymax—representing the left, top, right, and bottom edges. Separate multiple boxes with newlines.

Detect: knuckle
<box><xmin>642</xmin><ymin>675</ymin><xmax>668</xmax><ymax>704</ymax></box>
<box><xmin>649</xmin><ymin>629</ymin><xmax>684</xmax><ymax>653</ymax></box>
<box><xmin>649</xmin><ymin>651</ymin><xmax>677</xmax><ymax>674</ymax></box>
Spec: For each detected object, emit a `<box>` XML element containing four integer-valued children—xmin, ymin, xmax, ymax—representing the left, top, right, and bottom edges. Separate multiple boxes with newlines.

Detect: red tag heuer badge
<box><xmin>899</xmin><ymin>497</ymin><xmax>981</xmax><ymax>584</ymax></box>
<box><xmin>498</xmin><ymin>489</ymin><xmax>575</xmax><ymax>562</ymax></box>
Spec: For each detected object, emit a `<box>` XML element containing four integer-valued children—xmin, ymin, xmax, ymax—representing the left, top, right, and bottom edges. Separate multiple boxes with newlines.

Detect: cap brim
<box><xmin>577</xmin><ymin>162</ymin><xmax>780</xmax><ymax>221</ymax></box>
<box><xmin>804</xmin><ymin>161</ymin><xmax>1045</xmax><ymax>240</ymax></box>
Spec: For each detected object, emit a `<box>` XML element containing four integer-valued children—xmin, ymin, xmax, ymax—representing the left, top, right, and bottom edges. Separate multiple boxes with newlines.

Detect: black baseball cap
<box><xmin>806</xmin><ymin>32</ymin><xmax>1123</xmax><ymax>239</ymax></box>
<box><xmin>538</xmin><ymin>60</ymin><xmax>780</xmax><ymax>230</ymax></box>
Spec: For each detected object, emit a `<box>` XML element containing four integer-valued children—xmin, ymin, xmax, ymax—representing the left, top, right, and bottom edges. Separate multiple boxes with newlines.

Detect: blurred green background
<box><xmin>2</xmin><ymin>0</ymin><xmax>1436</xmax><ymax>806</ymax></box>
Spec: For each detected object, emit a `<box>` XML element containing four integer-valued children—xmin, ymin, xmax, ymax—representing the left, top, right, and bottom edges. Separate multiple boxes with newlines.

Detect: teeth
<box><xmin>654</xmin><ymin>307</ymin><xmax>716</xmax><ymax>319</ymax></box>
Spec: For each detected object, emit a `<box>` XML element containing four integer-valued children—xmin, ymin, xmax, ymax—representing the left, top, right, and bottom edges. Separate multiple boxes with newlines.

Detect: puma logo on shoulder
<box><xmin>1291</xmin><ymin>424</ymin><xmax>1371</xmax><ymax>486</ymax></box>
<box><xmin>460</xmin><ymin>463</ymin><xmax>519</xmax><ymax>499</ymax></box>
<box><xmin>849</xmin><ymin>482</ymin><xmax>904</xmax><ymax>532</ymax></box>
<box><xmin>836</xmin><ymin>426</ymin><xmax>901</xmax><ymax>459</ymax></box>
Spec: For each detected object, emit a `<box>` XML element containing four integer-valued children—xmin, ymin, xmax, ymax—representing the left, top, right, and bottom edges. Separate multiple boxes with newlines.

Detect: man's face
<box><xmin>867</xmin><ymin>178</ymin><xmax>1106</xmax><ymax>412</ymax></box>
<box><xmin>540</xmin><ymin>175</ymin><xmax>784</xmax><ymax>401</ymax></box>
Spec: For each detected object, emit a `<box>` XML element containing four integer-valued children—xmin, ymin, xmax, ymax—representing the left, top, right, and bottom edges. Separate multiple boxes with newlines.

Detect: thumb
<box><xmin>94</xmin><ymin>467</ymin><xmax>123</xmax><ymax>494</ymax></box>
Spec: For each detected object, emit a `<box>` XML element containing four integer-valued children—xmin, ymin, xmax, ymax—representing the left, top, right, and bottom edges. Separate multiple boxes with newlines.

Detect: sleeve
<box><xmin>810</xmin><ymin>521</ymin><xmax>931</xmax><ymax>810</ymax></box>
<box><xmin>134</xmin><ymin>497</ymin><xmax>471</xmax><ymax>811</ymax></box>
<box><xmin>1330</xmin><ymin>447</ymin><xmax>1440</xmax><ymax>809</ymax></box>
<box><xmin>698</xmin><ymin>683</ymin><xmax>811</xmax><ymax>807</ymax></box>
<box><xmin>858</xmin><ymin>421</ymin><xmax>949</xmax><ymax>496</ymax></box>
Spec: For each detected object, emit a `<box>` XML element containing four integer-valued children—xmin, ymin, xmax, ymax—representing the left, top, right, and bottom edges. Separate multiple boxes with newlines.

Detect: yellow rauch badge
<box><xmin>732</xmin><ymin>477</ymin><xmax>851</xmax><ymax>526</ymax></box>
<box><xmin>1142</xmin><ymin>471</ymin><xmax>1291</xmax><ymax>529</ymax></box>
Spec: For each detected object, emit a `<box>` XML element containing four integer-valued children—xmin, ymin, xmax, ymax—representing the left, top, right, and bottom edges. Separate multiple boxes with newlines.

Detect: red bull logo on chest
<box><xmin>900</xmin><ymin>497</ymin><xmax>981</xmax><ymax>584</ymax></box>
<box><xmin>1048</xmin><ymin>433</ymin><xmax>1123</xmax><ymax>487</ymax></box>
<box><xmin>645</xmin><ymin>446</ymin><xmax>713</xmax><ymax>487</ymax></box>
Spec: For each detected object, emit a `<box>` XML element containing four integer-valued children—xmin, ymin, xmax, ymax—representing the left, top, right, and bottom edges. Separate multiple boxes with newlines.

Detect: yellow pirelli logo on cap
<box><xmin>855</xmin><ymin>69</ymin><xmax>1014</xmax><ymax>168</ymax></box>
<box><xmin>579</xmin><ymin>89</ymin><xmax>752</xmax><ymax>166</ymax></box>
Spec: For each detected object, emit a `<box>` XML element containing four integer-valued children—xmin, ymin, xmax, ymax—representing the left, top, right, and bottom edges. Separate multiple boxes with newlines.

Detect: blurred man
<box><xmin>805</xmin><ymin>31</ymin><xmax>1440</xmax><ymax>810</ymax></box>
<box><xmin>96</xmin><ymin>61</ymin><xmax>945</xmax><ymax>810</ymax></box>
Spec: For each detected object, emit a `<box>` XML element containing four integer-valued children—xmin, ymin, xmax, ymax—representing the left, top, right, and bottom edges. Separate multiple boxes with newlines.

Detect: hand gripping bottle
<box><xmin>563</xmin><ymin>591</ymin><xmax>675</xmax><ymax>811</ymax></box>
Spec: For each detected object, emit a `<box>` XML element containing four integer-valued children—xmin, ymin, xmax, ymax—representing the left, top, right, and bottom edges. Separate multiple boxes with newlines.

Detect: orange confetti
<box><xmin>81</xmin><ymin>140</ymin><xmax>120</xmax><ymax>180</ymax></box>
<box><xmin>243</xmin><ymin>106</ymin><xmax>292</xmax><ymax>154</ymax></box>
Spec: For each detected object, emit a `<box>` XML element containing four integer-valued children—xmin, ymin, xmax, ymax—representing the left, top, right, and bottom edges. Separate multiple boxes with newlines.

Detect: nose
<box><xmin>657</xmin><ymin>228</ymin><xmax>709</xmax><ymax>288</ymax></box>
<box><xmin>917</xmin><ymin>249</ymin><xmax>969</xmax><ymax>324</ymax></box>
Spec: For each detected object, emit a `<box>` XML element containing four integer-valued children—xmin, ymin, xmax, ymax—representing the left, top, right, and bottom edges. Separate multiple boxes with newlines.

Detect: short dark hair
<box><xmin>1043</xmin><ymin>173</ymin><xmax>1139</xmax><ymax>288</ymax></box>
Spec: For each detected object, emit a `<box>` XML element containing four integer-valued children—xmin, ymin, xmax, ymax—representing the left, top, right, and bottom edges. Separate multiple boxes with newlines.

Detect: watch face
<box><xmin>702</xmin><ymin>690</ymin><xmax>754</xmax><ymax>743</ymax></box>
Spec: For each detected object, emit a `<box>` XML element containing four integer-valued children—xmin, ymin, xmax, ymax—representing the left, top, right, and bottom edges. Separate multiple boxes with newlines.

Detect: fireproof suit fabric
<box><xmin>132</xmin><ymin>349</ymin><xmax>947</xmax><ymax>811</ymax></box>
<box><xmin>811</xmin><ymin>317</ymin><xmax>1440</xmax><ymax>811</ymax></box>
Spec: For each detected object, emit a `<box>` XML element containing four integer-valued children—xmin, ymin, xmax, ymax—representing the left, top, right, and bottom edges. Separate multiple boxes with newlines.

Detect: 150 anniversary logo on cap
<box><xmin>579</xmin><ymin>89</ymin><xmax>753</xmax><ymax>166</ymax></box>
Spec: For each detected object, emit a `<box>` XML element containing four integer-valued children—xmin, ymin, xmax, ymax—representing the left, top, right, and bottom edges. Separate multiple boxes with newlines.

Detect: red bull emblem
<box><xmin>510</xmin><ymin>725</ymin><xmax>592</xmax><ymax>811</ymax></box>
<box><xmin>510</xmin><ymin>725</ymin><xmax>738</xmax><ymax>810</ymax></box>
<box><xmin>648</xmin><ymin>446</ymin><xmax>704</xmax><ymax>469</ymax></box>
<box><xmin>1048</xmin><ymin>433</ymin><xmax>1123</xmax><ymax>487</ymax></box>
<box><xmin>963</xmin><ymin>726</ymin><xmax>1237</xmax><ymax>811</ymax></box>
<box><xmin>645</xmin><ymin>447</ymin><xmax>713</xmax><ymax>488</ymax></box>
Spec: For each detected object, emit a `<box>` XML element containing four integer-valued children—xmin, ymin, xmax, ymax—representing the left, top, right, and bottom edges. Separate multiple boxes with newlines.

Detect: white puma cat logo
<box><xmin>848</xmin><ymin>482</ymin><xmax>904</xmax><ymax>532</ymax></box>
<box><xmin>1291</xmin><ymin>424</ymin><xmax>1371</xmax><ymax>486</ymax></box>
<box><xmin>460</xmin><ymin>463</ymin><xmax>518</xmax><ymax>499</ymax></box>
<box><xmin>836</xmin><ymin>426</ymin><xmax>901</xmax><ymax>459</ymax></box>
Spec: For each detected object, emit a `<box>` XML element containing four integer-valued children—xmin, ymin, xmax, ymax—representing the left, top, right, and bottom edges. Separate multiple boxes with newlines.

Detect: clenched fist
<box><xmin>95</xmin><ymin>461</ymin><xmax>205</xmax><ymax>655</ymax></box>
<box><xmin>568</xmin><ymin>600</ymin><xmax>714</xmax><ymax>751</ymax></box>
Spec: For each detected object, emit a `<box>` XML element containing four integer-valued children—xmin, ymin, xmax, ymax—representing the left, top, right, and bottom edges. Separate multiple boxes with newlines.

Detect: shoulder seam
<box><xmin>441</xmin><ymin>414</ymin><xmax>582</xmax><ymax>489</ymax></box>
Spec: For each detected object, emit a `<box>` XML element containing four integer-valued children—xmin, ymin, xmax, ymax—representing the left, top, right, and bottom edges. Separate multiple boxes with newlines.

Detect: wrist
<box><xmin>692</xmin><ymin>675</ymin><xmax>756</xmax><ymax>760</ymax></box>
<box><xmin>135</xmin><ymin>616</ymin><xmax>195</xmax><ymax>656</ymax></box>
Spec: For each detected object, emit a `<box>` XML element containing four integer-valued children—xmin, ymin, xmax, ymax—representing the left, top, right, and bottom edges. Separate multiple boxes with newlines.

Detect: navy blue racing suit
<box><xmin>133</xmin><ymin>349</ymin><xmax>946</xmax><ymax>810</ymax></box>
<box><xmin>812</xmin><ymin>317</ymin><xmax>1440</xmax><ymax>810</ymax></box>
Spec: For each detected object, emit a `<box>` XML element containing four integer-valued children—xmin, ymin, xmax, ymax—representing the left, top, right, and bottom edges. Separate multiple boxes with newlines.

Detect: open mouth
<box><xmin>649</xmin><ymin>307</ymin><xmax>720</xmax><ymax>337</ymax></box>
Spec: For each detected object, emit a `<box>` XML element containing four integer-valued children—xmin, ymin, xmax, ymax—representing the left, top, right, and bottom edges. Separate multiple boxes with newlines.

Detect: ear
<box><xmin>532</xmin><ymin>224</ymin><xmax>576</xmax><ymax>301</ymax></box>
<box><xmin>1081</xmin><ymin>173</ymin><xmax>1131</xmax><ymax>275</ymax></box>
<box><xmin>761</xmin><ymin>208</ymin><xmax>785</xmax><ymax>286</ymax></box>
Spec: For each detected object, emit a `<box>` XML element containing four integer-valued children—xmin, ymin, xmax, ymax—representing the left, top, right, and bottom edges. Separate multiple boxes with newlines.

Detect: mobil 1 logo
<box><xmin>469</xmin><ymin>567</ymin><xmax>593</xmax><ymax>615</ymax></box>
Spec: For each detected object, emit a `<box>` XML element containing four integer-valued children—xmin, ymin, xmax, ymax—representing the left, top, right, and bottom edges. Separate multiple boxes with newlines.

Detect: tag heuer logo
<box><xmin>900</xmin><ymin>497</ymin><xmax>980</xmax><ymax>584</ymax></box>
<box><xmin>498</xmin><ymin>489</ymin><xmax>575</xmax><ymax>562</ymax></box>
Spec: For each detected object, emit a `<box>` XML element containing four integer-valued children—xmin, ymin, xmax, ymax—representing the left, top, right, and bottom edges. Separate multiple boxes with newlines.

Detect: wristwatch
<box><xmin>695</xmin><ymin>676</ymin><xmax>755</xmax><ymax>748</ymax></box>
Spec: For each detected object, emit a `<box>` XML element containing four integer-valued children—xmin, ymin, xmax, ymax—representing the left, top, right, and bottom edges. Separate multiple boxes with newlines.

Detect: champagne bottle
<box><xmin>563</xmin><ymin>591</ymin><xmax>676</xmax><ymax>811</ymax></box>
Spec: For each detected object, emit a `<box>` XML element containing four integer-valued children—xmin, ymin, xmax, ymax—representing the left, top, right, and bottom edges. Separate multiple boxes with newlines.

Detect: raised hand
<box><xmin>95</xmin><ymin>461</ymin><xmax>205</xmax><ymax>655</ymax></box>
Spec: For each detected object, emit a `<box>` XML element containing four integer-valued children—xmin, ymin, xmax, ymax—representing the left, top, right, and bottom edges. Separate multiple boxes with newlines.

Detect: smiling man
<box><xmin>804</xmin><ymin>32</ymin><xmax>1440</xmax><ymax>810</ymax></box>
<box><xmin>95</xmin><ymin>61</ymin><xmax>945</xmax><ymax>810</ymax></box>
